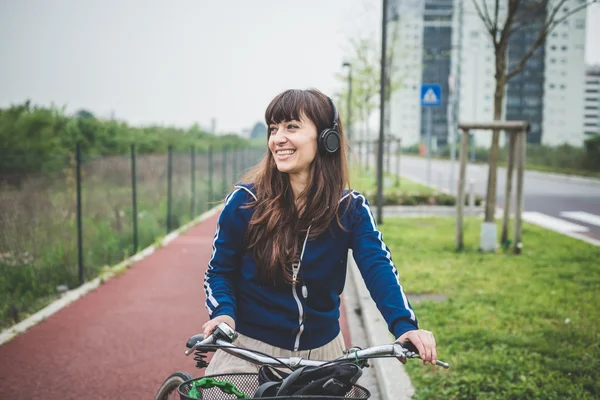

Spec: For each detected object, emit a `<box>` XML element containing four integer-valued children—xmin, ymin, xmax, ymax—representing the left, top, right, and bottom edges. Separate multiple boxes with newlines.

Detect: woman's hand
<box><xmin>202</xmin><ymin>315</ymin><xmax>235</xmax><ymax>338</ymax></box>
<box><xmin>396</xmin><ymin>329</ymin><xmax>437</xmax><ymax>366</ymax></box>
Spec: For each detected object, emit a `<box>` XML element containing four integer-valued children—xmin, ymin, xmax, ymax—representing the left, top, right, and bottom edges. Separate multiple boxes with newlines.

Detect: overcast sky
<box><xmin>1</xmin><ymin>1</ymin><xmax>598</xmax><ymax>134</ymax></box>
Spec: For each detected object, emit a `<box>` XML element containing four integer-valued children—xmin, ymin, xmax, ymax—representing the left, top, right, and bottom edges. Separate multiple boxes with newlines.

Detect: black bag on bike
<box><xmin>253</xmin><ymin>362</ymin><xmax>363</xmax><ymax>397</ymax></box>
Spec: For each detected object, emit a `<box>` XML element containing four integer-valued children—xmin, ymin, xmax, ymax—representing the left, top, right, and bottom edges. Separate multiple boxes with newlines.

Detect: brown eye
<box><xmin>268</xmin><ymin>126</ymin><xmax>277</xmax><ymax>134</ymax></box>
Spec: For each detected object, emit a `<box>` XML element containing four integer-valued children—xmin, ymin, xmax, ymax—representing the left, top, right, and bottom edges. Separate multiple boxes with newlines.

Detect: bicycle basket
<box><xmin>178</xmin><ymin>373</ymin><xmax>370</xmax><ymax>400</ymax></box>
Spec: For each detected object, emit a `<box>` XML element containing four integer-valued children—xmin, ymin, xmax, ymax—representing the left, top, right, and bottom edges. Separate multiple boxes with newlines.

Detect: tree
<box><xmin>472</xmin><ymin>0</ymin><xmax>597</xmax><ymax>224</ymax></box>
<box><xmin>249</xmin><ymin>122</ymin><xmax>267</xmax><ymax>140</ymax></box>
<box><xmin>74</xmin><ymin>109</ymin><xmax>95</xmax><ymax>120</ymax></box>
<box><xmin>336</xmin><ymin>20</ymin><xmax>404</xmax><ymax>143</ymax></box>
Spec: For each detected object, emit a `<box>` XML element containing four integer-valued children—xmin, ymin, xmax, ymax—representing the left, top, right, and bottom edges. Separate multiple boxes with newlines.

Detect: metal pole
<box><xmin>76</xmin><ymin>142</ymin><xmax>84</xmax><ymax>285</ymax></box>
<box><xmin>450</xmin><ymin>0</ymin><xmax>464</xmax><ymax>194</ymax></box>
<box><xmin>426</xmin><ymin>107</ymin><xmax>432</xmax><ymax>185</ymax></box>
<box><xmin>167</xmin><ymin>144</ymin><xmax>173</xmax><ymax>233</ymax></box>
<box><xmin>130</xmin><ymin>144</ymin><xmax>138</xmax><ymax>253</ymax></box>
<box><xmin>191</xmin><ymin>145</ymin><xmax>196</xmax><ymax>218</ymax></box>
<box><xmin>376</xmin><ymin>0</ymin><xmax>388</xmax><ymax>225</ymax></box>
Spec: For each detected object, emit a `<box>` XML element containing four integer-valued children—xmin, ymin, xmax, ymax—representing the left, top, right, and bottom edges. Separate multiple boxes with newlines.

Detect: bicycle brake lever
<box><xmin>394</xmin><ymin>342</ymin><xmax>450</xmax><ymax>369</ymax></box>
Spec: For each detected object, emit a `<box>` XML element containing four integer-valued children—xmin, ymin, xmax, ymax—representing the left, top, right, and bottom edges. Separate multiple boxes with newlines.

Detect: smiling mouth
<box><xmin>276</xmin><ymin>149</ymin><xmax>296</xmax><ymax>156</ymax></box>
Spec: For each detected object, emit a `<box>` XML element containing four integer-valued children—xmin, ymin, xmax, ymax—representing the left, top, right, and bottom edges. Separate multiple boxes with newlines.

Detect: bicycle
<box><xmin>154</xmin><ymin>322</ymin><xmax>449</xmax><ymax>399</ymax></box>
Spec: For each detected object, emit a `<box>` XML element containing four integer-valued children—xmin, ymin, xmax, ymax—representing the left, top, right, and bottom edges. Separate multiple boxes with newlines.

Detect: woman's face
<box><xmin>268</xmin><ymin>112</ymin><xmax>318</xmax><ymax>177</ymax></box>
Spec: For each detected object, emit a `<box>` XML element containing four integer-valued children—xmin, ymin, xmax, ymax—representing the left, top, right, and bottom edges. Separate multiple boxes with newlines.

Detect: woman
<box><xmin>202</xmin><ymin>88</ymin><xmax>437</xmax><ymax>374</ymax></box>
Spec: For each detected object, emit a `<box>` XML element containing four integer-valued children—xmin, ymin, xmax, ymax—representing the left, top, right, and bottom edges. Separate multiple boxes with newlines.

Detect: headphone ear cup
<box><xmin>319</xmin><ymin>129</ymin><xmax>340</xmax><ymax>154</ymax></box>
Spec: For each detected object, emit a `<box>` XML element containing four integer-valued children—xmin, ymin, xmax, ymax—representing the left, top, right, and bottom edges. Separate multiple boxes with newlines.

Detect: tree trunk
<box><xmin>484</xmin><ymin>43</ymin><xmax>508</xmax><ymax>223</ymax></box>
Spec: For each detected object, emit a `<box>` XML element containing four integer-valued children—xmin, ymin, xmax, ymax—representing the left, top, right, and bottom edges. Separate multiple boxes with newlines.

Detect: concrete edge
<box><xmin>401</xmin><ymin>154</ymin><xmax>600</xmax><ymax>187</ymax></box>
<box><xmin>524</xmin><ymin>169</ymin><xmax>600</xmax><ymax>187</ymax></box>
<box><xmin>347</xmin><ymin>250</ymin><xmax>415</xmax><ymax>400</ymax></box>
<box><xmin>0</xmin><ymin>204</ymin><xmax>225</xmax><ymax>347</ymax></box>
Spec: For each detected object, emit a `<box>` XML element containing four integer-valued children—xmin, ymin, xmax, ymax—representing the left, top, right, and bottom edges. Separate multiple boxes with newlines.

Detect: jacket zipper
<box><xmin>291</xmin><ymin>224</ymin><xmax>311</xmax><ymax>351</ymax></box>
<box><xmin>291</xmin><ymin>263</ymin><xmax>304</xmax><ymax>351</ymax></box>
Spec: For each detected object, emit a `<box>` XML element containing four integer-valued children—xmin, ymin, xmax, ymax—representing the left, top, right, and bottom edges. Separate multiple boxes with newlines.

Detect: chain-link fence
<box><xmin>0</xmin><ymin>144</ymin><xmax>265</xmax><ymax>329</ymax></box>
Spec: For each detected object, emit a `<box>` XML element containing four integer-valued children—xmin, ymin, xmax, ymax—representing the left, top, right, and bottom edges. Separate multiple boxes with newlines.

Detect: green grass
<box><xmin>378</xmin><ymin>217</ymin><xmax>600</xmax><ymax>399</ymax></box>
<box><xmin>350</xmin><ymin>167</ymin><xmax>436</xmax><ymax>194</ymax></box>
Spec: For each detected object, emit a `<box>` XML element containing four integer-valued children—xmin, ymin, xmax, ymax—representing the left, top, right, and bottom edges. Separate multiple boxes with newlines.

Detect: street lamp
<box><xmin>342</xmin><ymin>62</ymin><xmax>352</xmax><ymax>142</ymax></box>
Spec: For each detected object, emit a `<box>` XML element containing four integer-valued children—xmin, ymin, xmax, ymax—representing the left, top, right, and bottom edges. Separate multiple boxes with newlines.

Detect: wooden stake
<box><xmin>513</xmin><ymin>131</ymin><xmax>526</xmax><ymax>254</ymax></box>
<box><xmin>501</xmin><ymin>131</ymin><xmax>516</xmax><ymax>244</ymax></box>
<box><xmin>456</xmin><ymin>129</ymin><xmax>469</xmax><ymax>251</ymax></box>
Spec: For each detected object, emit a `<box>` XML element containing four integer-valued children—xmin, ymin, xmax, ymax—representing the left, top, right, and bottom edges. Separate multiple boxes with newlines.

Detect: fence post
<box><xmin>208</xmin><ymin>146</ymin><xmax>213</xmax><ymax>205</ymax></box>
<box><xmin>232</xmin><ymin>146</ymin><xmax>238</xmax><ymax>184</ymax></box>
<box><xmin>130</xmin><ymin>144</ymin><xmax>138</xmax><ymax>253</ymax></box>
<box><xmin>395</xmin><ymin>138</ymin><xmax>401</xmax><ymax>187</ymax></box>
<box><xmin>167</xmin><ymin>144</ymin><xmax>173</xmax><ymax>233</ymax></box>
<box><xmin>191</xmin><ymin>145</ymin><xmax>196</xmax><ymax>218</ymax></box>
<box><xmin>241</xmin><ymin>148</ymin><xmax>246</xmax><ymax>174</ymax></box>
<box><xmin>76</xmin><ymin>142</ymin><xmax>84</xmax><ymax>285</ymax></box>
<box><xmin>222</xmin><ymin>146</ymin><xmax>227</xmax><ymax>196</ymax></box>
<box><xmin>386</xmin><ymin>136</ymin><xmax>391</xmax><ymax>174</ymax></box>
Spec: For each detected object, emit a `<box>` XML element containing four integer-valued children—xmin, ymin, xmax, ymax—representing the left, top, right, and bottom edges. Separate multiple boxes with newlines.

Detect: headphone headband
<box><xmin>327</xmin><ymin>96</ymin><xmax>338</xmax><ymax>131</ymax></box>
<box><xmin>318</xmin><ymin>95</ymin><xmax>341</xmax><ymax>154</ymax></box>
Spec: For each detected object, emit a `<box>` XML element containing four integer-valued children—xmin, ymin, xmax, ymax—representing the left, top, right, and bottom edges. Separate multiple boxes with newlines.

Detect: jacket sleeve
<box><xmin>204</xmin><ymin>188</ymin><xmax>248</xmax><ymax>321</ymax></box>
<box><xmin>349</xmin><ymin>192</ymin><xmax>419</xmax><ymax>339</ymax></box>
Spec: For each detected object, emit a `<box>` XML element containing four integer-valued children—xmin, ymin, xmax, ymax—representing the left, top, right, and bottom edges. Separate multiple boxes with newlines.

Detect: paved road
<box><xmin>392</xmin><ymin>155</ymin><xmax>600</xmax><ymax>243</ymax></box>
<box><xmin>0</xmin><ymin>213</ymin><xmax>354</xmax><ymax>399</ymax></box>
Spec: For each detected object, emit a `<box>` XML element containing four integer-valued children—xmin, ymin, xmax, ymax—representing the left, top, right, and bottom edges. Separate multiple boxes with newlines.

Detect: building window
<box><xmin>575</xmin><ymin>19</ymin><xmax>585</xmax><ymax>29</ymax></box>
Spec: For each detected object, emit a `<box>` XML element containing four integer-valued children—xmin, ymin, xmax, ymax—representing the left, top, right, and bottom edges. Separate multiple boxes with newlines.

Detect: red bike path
<box><xmin>0</xmin><ymin>212</ymin><xmax>352</xmax><ymax>399</ymax></box>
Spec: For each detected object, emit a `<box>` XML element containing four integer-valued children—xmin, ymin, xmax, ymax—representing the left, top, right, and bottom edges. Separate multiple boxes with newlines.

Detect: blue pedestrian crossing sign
<box><xmin>421</xmin><ymin>84</ymin><xmax>442</xmax><ymax>106</ymax></box>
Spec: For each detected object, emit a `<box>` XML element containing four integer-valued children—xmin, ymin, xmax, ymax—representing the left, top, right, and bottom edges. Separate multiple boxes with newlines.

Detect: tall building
<box><xmin>540</xmin><ymin>3</ymin><xmax>588</xmax><ymax>146</ymax></box>
<box><xmin>584</xmin><ymin>65</ymin><xmax>600</xmax><ymax>137</ymax></box>
<box><xmin>388</xmin><ymin>0</ymin><xmax>589</xmax><ymax>149</ymax></box>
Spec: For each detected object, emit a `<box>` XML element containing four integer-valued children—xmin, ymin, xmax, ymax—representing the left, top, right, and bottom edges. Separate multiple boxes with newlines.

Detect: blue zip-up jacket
<box><xmin>204</xmin><ymin>183</ymin><xmax>418</xmax><ymax>351</ymax></box>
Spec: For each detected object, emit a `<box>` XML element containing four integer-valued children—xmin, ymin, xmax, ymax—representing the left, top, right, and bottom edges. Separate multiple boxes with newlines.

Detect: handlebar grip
<box><xmin>186</xmin><ymin>333</ymin><xmax>206</xmax><ymax>349</ymax></box>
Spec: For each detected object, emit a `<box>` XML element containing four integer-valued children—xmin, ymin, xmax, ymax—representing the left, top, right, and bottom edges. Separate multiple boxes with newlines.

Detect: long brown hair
<box><xmin>239</xmin><ymin>88</ymin><xmax>351</xmax><ymax>286</ymax></box>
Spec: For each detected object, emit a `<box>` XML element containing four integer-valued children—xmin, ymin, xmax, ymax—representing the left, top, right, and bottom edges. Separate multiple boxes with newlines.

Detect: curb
<box><xmin>347</xmin><ymin>250</ymin><xmax>415</xmax><ymax>400</ymax></box>
<box><xmin>401</xmin><ymin>154</ymin><xmax>600</xmax><ymax>187</ymax></box>
<box><xmin>523</xmin><ymin>169</ymin><xmax>600</xmax><ymax>187</ymax></box>
<box><xmin>0</xmin><ymin>204</ymin><xmax>225</xmax><ymax>346</ymax></box>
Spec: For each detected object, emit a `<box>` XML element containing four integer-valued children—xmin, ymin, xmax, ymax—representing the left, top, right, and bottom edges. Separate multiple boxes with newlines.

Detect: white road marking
<box><xmin>522</xmin><ymin>212</ymin><xmax>589</xmax><ymax>233</ymax></box>
<box><xmin>559</xmin><ymin>211</ymin><xmax>600</xmax><ymax>228</ymax></box>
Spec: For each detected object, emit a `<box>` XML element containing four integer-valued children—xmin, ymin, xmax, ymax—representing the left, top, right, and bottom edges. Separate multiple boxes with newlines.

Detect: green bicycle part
<box><xmin>187</xmin><ymin>377</ymin><xmax>248</xmax><ymax>399</ymax></box>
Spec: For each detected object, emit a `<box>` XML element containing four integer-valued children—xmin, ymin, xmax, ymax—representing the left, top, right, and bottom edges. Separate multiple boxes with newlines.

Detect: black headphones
<box><xmin>317</xmin><ymin>96</ymin><xmax>341</xmax><ymax>154</ymax></box>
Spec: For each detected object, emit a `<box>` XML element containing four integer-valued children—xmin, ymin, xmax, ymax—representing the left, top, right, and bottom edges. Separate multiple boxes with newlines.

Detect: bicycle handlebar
<box><xmin>184</xmin><ymin>323</ymin><xmax>450</xmax><ymax>369</ymax></box>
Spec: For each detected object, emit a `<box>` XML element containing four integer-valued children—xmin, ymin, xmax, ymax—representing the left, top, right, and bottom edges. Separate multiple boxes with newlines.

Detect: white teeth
<box><xmin>277</xmin><ymin>150</ymin><xmax>295</xmax><ymax>155</ymax></box>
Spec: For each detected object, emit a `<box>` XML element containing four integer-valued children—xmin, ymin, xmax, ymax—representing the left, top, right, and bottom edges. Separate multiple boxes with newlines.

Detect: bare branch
<box><xmin>493</xmin><ymin>0</ymin><xmax>500</xmax><ymax>35</ymax></box>
<box><xmin>471</xmin><ymin>0</ymin><xmax>496</xmax><ymax>42</ymax></box>
<box><xmin>509</xmin><ymin>0</ymin><xmax>553</xmax><ymax>36</ymax></box>
<box><xmin>506</xmin><ymin>0</ymin><xmax>596</xmax><ymax>80</ymax></box>
<box><xmin>498</xmin><ymin>0</ymin><xmax>522</xmax><ymax>46</ymax></box>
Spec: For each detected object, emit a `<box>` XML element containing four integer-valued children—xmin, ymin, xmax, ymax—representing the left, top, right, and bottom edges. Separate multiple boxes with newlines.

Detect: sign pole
<box><xmin>426</xmin><ymin>107</ymin><xmax>432</xmax><ymax>185</ymax></box>
<box><xmin>421</xmin><ymin>83</ymin><xmax>442</xmax><ymax>187</ymax></box>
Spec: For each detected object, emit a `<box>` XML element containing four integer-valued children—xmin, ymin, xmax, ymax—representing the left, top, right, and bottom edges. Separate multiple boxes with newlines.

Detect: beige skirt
<box><xmin>204</xmin><ymin>331</ymin><xmax>346</xmax><ymax>376</ymax></box>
